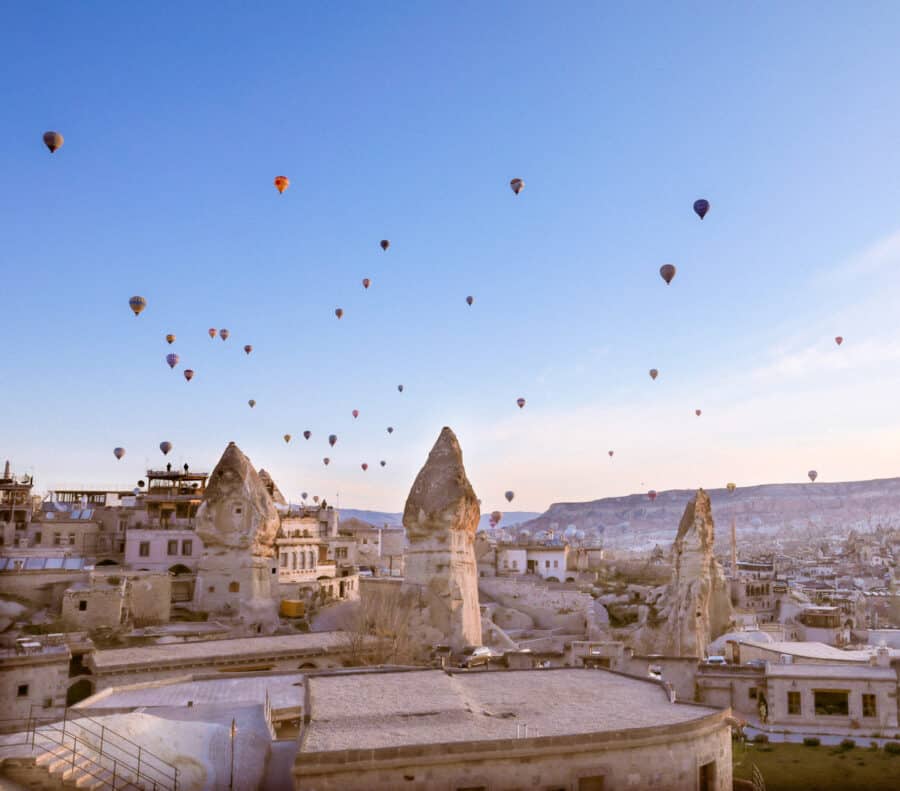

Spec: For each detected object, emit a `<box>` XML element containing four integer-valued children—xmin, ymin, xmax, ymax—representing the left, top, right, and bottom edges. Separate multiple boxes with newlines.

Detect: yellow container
<box><xmin>280</xmin><ymin>599</ymin><xmax>306</xmax><ymax>618</ymax></box>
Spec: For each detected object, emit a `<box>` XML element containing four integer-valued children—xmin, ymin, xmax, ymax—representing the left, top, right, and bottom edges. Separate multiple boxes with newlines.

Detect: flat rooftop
<box><xmin>766</xmin><ymin>664</ymin><xmax>896</xmax><ymax>681</ymax></box>
<box><xmin>739</xmin><ymin>640</ymin><xmax>886</xmax><ymax>662</ymax></box>
<box><xmin>91</xmin><ymin>631</ymin><xmax>350</xmax><ymax>672</ymax></box>
<box><xmin>301</xmin><ymin>668</ymin><xmax>721</xmax><ymax>754</ymax></box>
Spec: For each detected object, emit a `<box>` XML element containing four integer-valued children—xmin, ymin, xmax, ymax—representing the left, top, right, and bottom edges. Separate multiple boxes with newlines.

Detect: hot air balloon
<box><xmin>490</xmin><ymin>510</ymin><xmax>502</xmax><ymax>526</ymax></box>
<box><xmin>220</xmin><ymin>329</ymin><xmax>229</xmax><ymax>341</ymax></box>
<box><xmin>693</xmin><ymin>199</ymin><xmax>710</xmax><ymax>220</ymax></box>
<box><xmin>335</xmin><ymin>308</ymin><xmax>344</xmax><ymax>320</ymax></box>
<box><xmin>387</xmin><ymin>426</ymin><xmax>394</xmax><ymax>434</ymax></box>
<box><xmin>274</xmin><ymin>176</ymin><xmax>290</xmax><ymax>194</ymax></box>
<box><xmin>516</xmin><ymin>398</ymin><xmax>526</xmax><ymax>409</ymax></box>
<box><xmin>208</xmin><ymin>328</ymin><xmax>217</xmax><ymax>339</ymax></box>
<box><xmin>380</xmin><ymin>460</ymin><xmax>386</xmax><ymax>467</ymax></box>
<box><xmin>184</xmin><ymin>369</ymin><xmax>194</xmax><ymax>382</ymax></box>
<box><xmin>649</xmin><ymin>369</ymin><xmax>659</xmax><ymax>380</ymax></box>
<box><xmin>397</xmin><ymin>384</ymin><xmax>404</xmax><ymax>393</ymax></box>
<box><xmin>303</xmin><ymin>430</ymin><xmax>311</xmax><ymax>440</ymax></box>
<box><xmin>301</xmin><ymin>492</ymin><xmax>308</xmax><ymax>500</ymax></box>
<box><xmin>129</xmin><ymin>296</ymin><xmax>147</xmax><ymax>316</ymax></box>
<box><xmin>284</xmin><ymin>434</ymin><xmax>292</xmax><ymax>444</ymax></box>
<box><xmin>380</xmin><ymin>240</ymin><xmax>390</xmax><ymax>251</ymax></box>
<box><xmin>248</xmin><ymin>399</ymin><xmax>256</xmax><ymax>408</ymax></box>
<box><xmin>113</xmin><ymin>447</ymin><xmax>125</xmax><ymax>460</ymax></box>
<box><xmin>835</xmin><ymin>336</ymin><xmax>843</xmax><ymax>346</ymax></box>
<box><xmin>608</xmin><ymin>450</ymin><xmax>614</xmax><ymax>457</ymax></box>
<box><xmin>726</xmin><ymin>482</ymin><xmax>736</xmax><ymax>493</ymax></box>
<box><xmin>160</xmin><ymin>441</ymin><xmax>173</xmax><ymax>456</ymax></box>
<box><xmin>323</xmin><ymin>457</ymin><xmax>330</xmax><ymax>466</ymax></box>
<box><xmin>510</xmin><ymin>178</ymin><xmax>524</xmax><ymax>195</ymax></box>
<box><xmin>647</xmin><ymin>490</ymin><xmax>657</xmax><ymax>501</ymax></box>
<box><xmin>361</xmin><ymin>463</ymin><xmax>368</xmax><ymax>471</ymax></box>
<box><xmin>564</xmin><ymin>525</ymin><xmax>578</xmax><ymax>540</ymax></box>
<box><xmin>695</xmin><ymin>409</ymin><xmax>702</xmax><ymax>417</ymax></box>
<box><xmin>505</xmin><ymin>490</ymin><xmax>515</xmax><ymax>503</ymax></box>
<box><xmin>166</xmin><ymin>334</ymin><xmax>176</xmax><ymax>344</ymax></box>
<box><xmin>241</xmin><ymin>345</ymin><xmax>251</xmax><ymax>355</ymax></box>
<box><xmin>362</xmin><ymin>278</ymin><xmax>371</xmax><ymax>289</ymax></box>
<box><xmin>166</xmin><ymin>353</ymin><xmax>179</xmax><ymax>369</ymax></box>
<box><xmin>352</xmin><ymin>409</ymin><xmax>359</xmax><ymax>419</ymax></box>
<box><xmin>43</xmin><ymin>131</ymin><xmax>64</xmax><ymax>153</ymax></box>
<box><xmin>313</xmin><ymin>495</ymin><xmax>320</xmax><ymax>504</ymax></box>
<box><xmin>328</xmin><ymin>434</ymin><xmax>337</xmax><ymax>447</ymax></box>
<box><xmin>659</xmin><ymin>264</ymin><xmax>676</xmax><ymax>285</ymax></box>
<box><xmin>808</xmin><ymin>470</ymin><xmax>818</xmax><ymax>482</ymax></box>
<box><xmin>466</xmin><ymin>295</ymin><xmax>474</xmax><ymax>306</ymax></box>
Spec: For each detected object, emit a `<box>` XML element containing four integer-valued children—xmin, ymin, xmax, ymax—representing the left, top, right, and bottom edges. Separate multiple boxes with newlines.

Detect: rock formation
<box><xmin>258</xmin><ymin>468</ymin><xmax>287</xmax><ymax>506</ymax></box>
<box><xmin>402</xmin><ymin>427</ymin><xmax>482</xmax><ymax>651</ymax></box>
<box><xmin>629</xmin><ymin>490</ymin><xmax>732</xmax><ymax>656</ymax></box>
<box><xmin>192</xmin><ymin>442</ymin><xmax>280</xmax><ymax>632</ymax></box>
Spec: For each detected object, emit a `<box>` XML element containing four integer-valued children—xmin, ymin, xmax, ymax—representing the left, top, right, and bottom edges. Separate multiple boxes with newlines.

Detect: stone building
<box><xmin>60</xmin><ymin>570</ymin><xmax>172</xmax><ymax>630</ymax></box>
<box><xmin>0</xmin><ymin>637</ymin><xmax>70</xmax><ymax>728</ymax></box>
<box><xmin>295</xmin><ymin>667</ymin><xmax>733</xmax><ymax>791</ymax></box>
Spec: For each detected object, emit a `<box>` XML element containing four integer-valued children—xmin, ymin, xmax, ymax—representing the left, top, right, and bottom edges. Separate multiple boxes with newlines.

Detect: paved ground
<box><xmin>310</xmin><ymin>600</ymin><xmax>356</xmax><ymax>632</ymax></box>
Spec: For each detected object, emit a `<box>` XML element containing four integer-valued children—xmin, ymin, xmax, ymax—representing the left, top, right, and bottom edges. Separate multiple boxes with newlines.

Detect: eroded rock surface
<box><xmin>258</xmin><ymin>468</ymin><xmax>287</xmax><ymax>506</ymax></box>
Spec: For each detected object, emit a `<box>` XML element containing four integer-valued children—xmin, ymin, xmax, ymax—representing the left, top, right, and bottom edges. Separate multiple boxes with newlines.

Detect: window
<box><xmin>578</xmin><ymin>779</ymin><xmax>605</xmax><ymax>791</ymax></box>
<box><xmin>503</xmin><ymin>559</ymin><xmax>509</xmax><ymax>569</ymax></box>
<box><xmin>53</xmin><ymin>532</ymin><xmax>61</xmax><ymax>546</ymax></box>
<box><xmin>43</xmin><ymin>698</ymin><xmax>53</xmax><ymax>708</ymax></box>
<box><xmin>280</xmin><ymin>553</ymin><xmax>288</xmax><ymax>568</ymax></box>
<box><xmin>749</xmin><ymin>687</ymin><xmax>757</xmax><ymax>700</ymax></box>
<box><xmin>787</xmin><ymin>691</ymin><xmax>801</xmax><ymax>715</ymax></box>
<box><xmin>118</xmin><ymin>520</ymin><xmax>127</xmax><ymax>532</ymax></box>
<box><xmin>699</xmin><ymin>761</ymin><xmax>716</xmax><ymax>791</ymax></box>
<box><xmin>208</xmin><ymin>586</ymin><xmax>215</xmax><ymax>593</ymax></box>
<box><xmin>233</xmin><ymin>505</ymin><xmax>242</xmax><ymax>515</ymax></box>
<box><xmin>862</xmin><ymin>694</ymin><xmax>877</xmax><ymax>718</ymax></box>
<box><xmin>167</xmin><ymin>540</ymin><xmax>178</xmax><ymax>556</ymax></box>
<box><xmin>78</xmin><ymin>600</ymin><xmax>87</xmax><ymax>612</ymax></box>
<box><xmin>34</xmin><ymin>531</ymin><xmax>42</xmax><ymax>544</ymax></box>
<box><xmin>814</xmin><ymin>690</ymin><xmax>848</xmax><ymax>716</ymax></box>
<box><xmin>139</xmin><ymin>541</ymin><xmax>150</xmax><ymax>557</ymax></box>
<box><xmin>553</xmin><ymin>560</ymin><xmax>559</xmax><ymax>568</ymax></box>
<box><xmin>68</xmin><ymin>533</ymin><xmax>76</xmax><ymax>546</ymax></box>
<box><xmin>545</xmin><ymin>560</ymin><xmax>550</xmax><ymax>568</ymax></box>
<box><xmin>229</xmin><ymin>582</ymin><xmax>240</xmax><ymax>593</ymax></box>
<box><xmin>17</xmin><ymin>684</ymin><xmax>28</xmax><ymax>697</ymax></box>
<box><xmin>182</xmin><ymin>540</ymin><xmax>192</xmax><ymax>555</ymax></box>
<box><xmin>512</xmin><ymin>560</ymin><xmax>518</xmax><ymax>569</ymax></box>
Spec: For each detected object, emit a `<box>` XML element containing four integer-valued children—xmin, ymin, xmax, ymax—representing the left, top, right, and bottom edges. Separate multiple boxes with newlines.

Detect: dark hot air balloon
<box><xmin>361</xmin><ymin>463</ymin><xmax>368</xmax><ymax>471</ymax></box>
<box><xmin>608</xmin><ymin>450</ymin><xmax>614</xmax><ymax>457</ymax></box>
<box><xmin>166</xmin><ymin>334</ymin><xmax>176</xmax><ymax>344</ymax></box>
<box><xmin>693</xmin><ymin>199</ymin><xmax>710</xmax><ymax>219</ymax></box>
<box><xmin>166</xmin><ymin>353</ymin><xmax>179</xmax><ymax>369</ymax></box>
<box><xmin>208</xmin><ymin>328</ymin><xmax>217</xmax><ymax>339</ymax></box>
<box><xmin>274</xmin><ymin>176</ymin><xmax>290</xmax><ymax>194</ymax></box>
<box><xmin>284</xmin><ymin>434</ymin><xmax>291</xmax><ymax>443</ymax></box>
<box><xmin>323</xmin><ymin>457</ymin><xmax>330</xmax><ymax>466</ymax></box>
<box><xmin>380</xmin><ymin>239</ymin><xmax>390</xmax><ymax>251</ymax></box>
<box><xmin>647</xmin><ymin>490</ymin><xmax>657</xmax><ymax>501</ymax></box>
<box><xmin>301</xmin><ymin>492</ymin><xmax>308</xmax><ymax>500</ymax></box>
<box><xmin>352</xmin><ymin>409</ymin><xmax>359</xmax><ymax>419</ymax></box>
<box><xmin>313</xmin><ymin>495</ymin><xmax>320</xmax><ymax>503</ymax></box>
<box><xmin>220</xmin><ymin>329</ymin><xmax>229</xmax><ymax>341</ymax></box>
<box><xmin>659</xmin><ymin>264</ymin><xmax>676</xmax><ymax>285</ymax></box>
<box><xmin>184</xmin><ymin>369</ymin><xmax>194</xmax><ymax>381</ymax></box>
<box><xmin>244</xmin><ymin>345</ymin><xmax>252</xmax><ymax>355</ymax></box>
<box><xmin>328</xmin><ymin>434</ymin><xmax>337</xmax><ymax>447</ymax></box>
<box><xmin>387</xmin><ymin>426</ymin><xmax>394</xmax><ymax>434</ymax></box>
<box><xmin>129</xmin><ymin>296</ymin><xmax>147</xmax><ymax>316</ymax></box>
<box><xmin>516</xmin><ymin>398</ymin><xmax>526</xmax><ymax>409</ymax></box>
<box><xmin>303</xmin><ymin>430</ymin><xmax>311</xmax><ymax>440</ymax></box>
<box><xmin>505</xmin><ymin>490</ymin><xmax>515</xmax><ymax>503</ymax></box>
<box><xmin>362</xmin><ymin>278</ymin><xmax>371</xmax><ymax>289</ymax></box>
<box><xmin>835</xmin><ymin>336</ymin><xmax>843</xmax><ymax>346</ymax></box>
<box><xmin>248</xmin><ymin>399</ymin><xmax>256</xmax><ymax>408</ymax></box>
<box><xmin>695</xmin><ymin>409</ymin><xmax>702</xmax><ymax>416</ymax></box>
<box><xmin>380</xmin><ymin>460</ymin><xmax>386</xmax><ymax>467</ymax></box>
<box><xmin>335</xmin><ymin>308</ymin><xmax>343</xmax><ymax>319</ymax></box>
<box><xmin>649</xmin><ymin>369</ymin><xmax>658</xmax><ymax>380</ymax></box>
<box><xmin>113</xmin><ymin>447</ymin><xmax>125</xmax><ymax>460</ymax></box>
<box><xmin>808</xmin><ymin>470</ymin><xmax>818</xmax><ymax>482</ymax></box>
<box><xmin>510</xmin><ymin>178</ymin><xmax>524</xmax><ymax>195</ymax></box>
<box><xmin>43</xmin><ymin>131</ymin><xmax>64</xmax><ymax>153</ymax></box>
<box><xmin>466</xmin><ymin>295</ymin><xmax>474</xmax><ymax>306</ymax></box>
<box><xmin>160</xmin><ymin>441</ymin><xmax>173</xmax><ymax>455</ymax></box>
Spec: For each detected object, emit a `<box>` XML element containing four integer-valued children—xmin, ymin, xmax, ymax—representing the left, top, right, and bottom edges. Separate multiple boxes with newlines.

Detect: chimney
<box><xmin>3</xmin><ymin>460</ymin><xmax>9</xmax><ymax>479</ymax></box>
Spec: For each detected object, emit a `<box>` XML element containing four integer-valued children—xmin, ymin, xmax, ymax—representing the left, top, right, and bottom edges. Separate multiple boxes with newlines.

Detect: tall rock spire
<box><xmin>403</xmin><ymin>427</ymin><xmax>482</xmax><ymax>651</ymax></box>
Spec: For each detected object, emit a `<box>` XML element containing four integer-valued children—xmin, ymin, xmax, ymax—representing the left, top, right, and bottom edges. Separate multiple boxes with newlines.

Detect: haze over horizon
<box><xmin>5</xmin><ymin>4</ymin><xmax>900</xmax><ymax>511</ymax></box>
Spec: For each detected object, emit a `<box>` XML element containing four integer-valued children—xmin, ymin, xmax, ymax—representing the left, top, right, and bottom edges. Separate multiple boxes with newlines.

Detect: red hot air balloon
<box><xmin>608</xmin><ymin>450</ymin><xmax>614</xmax><ymax>457</ymax></box>
<box><xmin>335</xmin><ymin>308</ymin><xmax>343</xmax><ymax>320</ymax></box>
<box><xmin>113</xmin><ymin>447</ymin><xmax>126</xmax><ymax>460</ymax></box>
<box><xmin>244</xmin><ymin>345</ymin><xmax>252</xmax><ymax>355</ymax></box>
<box><xmin>466</xmin><ymin>295</ymin><xmax>474</xmax><ymax>306</ymax></box>
<box><xmin>516</xmin><ymin>398</ymin><xmax>526</xmax><ymax>409</ymax></box>
<box><xmin>659</xmin><ymin>264</ymin><xmax>676</xmax><ymax>285</ymax></box>
<box><xmin>380</xmin><ymin>240</ymin><xmax>390</xmax><ymax>251</ymax></box>
<box><xmin>208</xmin><ymin>328</ymin><xmax>217</xmax><ymax>339</ymax></box>
<box><xmin>43</xmin><ymin>131</ymin><xmax>64</xmax><ymax>153</ymax></box>
<box><xmin>695</xmin><ymin>409</ymin><xmax>702</xmax><ymax>417</ymax></box>
<box><xmin>160</xmin><ymin>441</ymin><xmax>173</xmax><ymax>456</ymax></box>
<box><xmin>693</xmin><ymin>199</ymin><xmax>710</xmax><ymax>220</ymax></box>
<box><xmin>361</xmin><ymin>463</ymin><xmax>368</xmax><ymax>471</ymax></box>
<box><xmin>835</xmin><ymin>336</ymin><xmax>843</xmax><ymax>346</ymax></box>
<box><xmin>510</xmin><ymin>178</ymin><xmax>524</xmax><ymax>195</ymax></box>
<box><xmin>129</xmin><ymin>296</ymin><xmax>147</xmax><ymax>316</ymax></box>
<box><xmin>303</xmin><ymin>430</ymin><xmax>311</xmax><ymax>440</ymax></box>
<box><xmin>362</xmin><ymin>278</ymin><xmax>371</xmax><ymax>289</ymax></box>
<box><xmin>166</xmin><ymin>353</ymin><xmax>179</xmax><ymax>369</ymax></box>
<box><xmin>323</xmin><ymin>457</ymin><xmax>330</xmax><ymax>466</ymax></box>
<box><xmin>328</xmin><ymin>434</ymin><xmax>337</xmax><ymax>447</ymax></box>
<box><xmin>647</xmin><ymin>490</ymin><xmax>657</xmax><ymax>501</ymax></box>
<box><xmin>352</xmin><ymin>409</ymin><xmax>359</xmax><ymax>419</ymax></box>
<box><xmin>184</xmin><ymin>369</ymin><xmax>194</xmax><ymax>381</ymax></box>
<box><xmin>220</xmin><ymin>329</ymin><xmax>229</xmax><ymax>341</ymax></box>
<box><xmin>274</xmin><ymin>176</ymin><xmax>290</xmax><ymax>194</ymax></box>
<box><xmin>649</xmin><ymin>369</ymin><xmax>659</xmax><ymax>380</ymax></box>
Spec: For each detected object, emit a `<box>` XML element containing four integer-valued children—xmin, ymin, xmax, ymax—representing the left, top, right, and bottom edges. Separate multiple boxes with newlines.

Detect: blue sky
<box><xmin>4</xmin><ymin>3</ymin><xmax>900</xmax><ymax>511</ymax></box>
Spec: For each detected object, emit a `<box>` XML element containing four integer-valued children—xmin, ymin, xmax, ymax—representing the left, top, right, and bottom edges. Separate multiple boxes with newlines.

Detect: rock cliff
<box><xmin>402</xmin><ymin>427</ymin><xmax>482</xmax><ymax>651</ymax></box>
<box><xmin>257</xmin><ymin>468</ymin><xmax>287</xmax><ymax>506</ymax></box>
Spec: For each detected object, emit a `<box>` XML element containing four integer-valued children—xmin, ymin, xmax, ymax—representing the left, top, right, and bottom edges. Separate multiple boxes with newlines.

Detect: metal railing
<box><xmin>27</xmin><ymin>709</ymin><xmax>179</xmax><ymax>791</ymax></box>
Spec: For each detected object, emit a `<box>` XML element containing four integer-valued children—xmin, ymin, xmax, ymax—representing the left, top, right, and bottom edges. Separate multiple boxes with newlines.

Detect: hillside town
<box><xmin>1</xmin><ymin>431</ymin><xmax>899</xmax><ymax>790</ymax></box>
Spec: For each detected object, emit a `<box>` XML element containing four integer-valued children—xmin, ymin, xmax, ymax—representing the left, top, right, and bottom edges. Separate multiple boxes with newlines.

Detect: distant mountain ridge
<box><xmin>338</xmin><ymin>508</ymin><xmax>541</xmax><ymax>531</ymax></box>
<box><xmin>518</xmin><ymin>477</ymin><xmax>900</xmax><ymax>550</ymax></box>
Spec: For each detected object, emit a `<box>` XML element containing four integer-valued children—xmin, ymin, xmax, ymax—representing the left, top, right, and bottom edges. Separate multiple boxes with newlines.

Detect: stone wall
<box><xmin>0</xmin><ymin>650</ymin><xmax>69</xmax><ymax>728</ymax></box>
<box><xmin>61</xmin><ymin>585</ymin><xmax>123</xmax><ymax>631</ymax></box>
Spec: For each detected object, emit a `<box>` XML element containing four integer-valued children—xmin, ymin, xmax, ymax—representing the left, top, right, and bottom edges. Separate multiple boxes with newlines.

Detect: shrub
<box><xmin>840</xmin><ymin>739</ymin><xmax>856</xmax><ymax>750</ymax></box>
<box><xmin>753</xmin><ymin>733</ymin><xmax>769</xmax><ymax>744</ymax></box>
<box><xmin>884</xmin><ymin>741</ymin><xmax>900</xmax><ymax>755</ymax></box>
<box><xmin>803</xmin><ymin>737</ymin><xmax>820</xmax><ymax>747</ymax></box>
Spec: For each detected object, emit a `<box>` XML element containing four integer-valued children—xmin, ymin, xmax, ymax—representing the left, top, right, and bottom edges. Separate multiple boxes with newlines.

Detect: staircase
<box><xmin>26</xmin><ymin>712</ymin><xmax>179</xmax><ymax>791</ymax></box>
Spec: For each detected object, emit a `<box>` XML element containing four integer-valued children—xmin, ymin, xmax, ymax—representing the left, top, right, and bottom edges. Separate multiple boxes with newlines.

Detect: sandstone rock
<box><xmin>402</xmin><ymin>427</ymin><xmax>482</xmax><ymax>651</ymax></box>
<box><xmin>258</xmin><ymin>468</ymin><xmax>287</xmax><ymax>506</ymax></box>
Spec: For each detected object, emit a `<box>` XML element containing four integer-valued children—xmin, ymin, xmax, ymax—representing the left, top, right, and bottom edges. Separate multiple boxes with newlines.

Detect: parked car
<box><xmin>457</xmin><ymin>646</ymin><xmax>493</xmax><ymax>669</ymax></box>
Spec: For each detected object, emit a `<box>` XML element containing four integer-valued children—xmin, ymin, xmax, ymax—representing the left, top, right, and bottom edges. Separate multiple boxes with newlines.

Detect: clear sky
<box><xmin>4</xmin><ymin>3</ymin><xmax>900</xmax><ymax>512</ymax></box>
